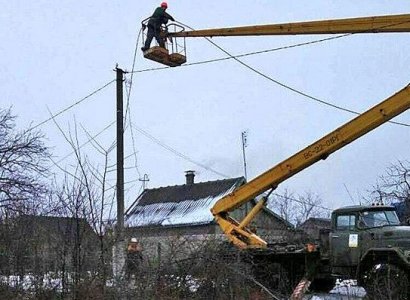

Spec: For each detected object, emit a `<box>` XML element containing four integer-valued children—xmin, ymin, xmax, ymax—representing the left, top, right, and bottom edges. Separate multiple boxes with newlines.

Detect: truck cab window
<box><xmin>336</xmin><ymin>215</ymin><xmax>356</xmax><ymax>231</ymax></box>
<box><xmin>360</xmin><ymin>210</ymin><xmax>400</xmax><ymax>228</ymax></box>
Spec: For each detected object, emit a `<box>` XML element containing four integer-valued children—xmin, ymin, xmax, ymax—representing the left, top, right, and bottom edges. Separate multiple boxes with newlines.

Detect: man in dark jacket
<box><xmin>126</xmin><ymin>238</ymin><xmax>143</xmax><ymax>279</ymax></box>
<box><xmin>141</xmin><ymin>2</ymin><xmax>175</xmax><ymax>51</ymax></box>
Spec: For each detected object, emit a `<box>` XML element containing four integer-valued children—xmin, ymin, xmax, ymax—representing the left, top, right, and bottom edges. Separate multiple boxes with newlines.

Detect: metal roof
<box><xmin>299</xmin><ymin>217</ymin><xmax>331</xmax><ymax>228</ymax></box>
<box><xmin>126</xmin><ymin>177</ymin><xmax>245</xmax><ymax>227</ymax></box>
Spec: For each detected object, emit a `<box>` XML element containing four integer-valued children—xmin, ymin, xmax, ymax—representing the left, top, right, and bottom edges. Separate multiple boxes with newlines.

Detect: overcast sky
<box><xmin>1</xmin><ymin>1</ymin><xmax>409</xmax><ymax>213</ymax></box>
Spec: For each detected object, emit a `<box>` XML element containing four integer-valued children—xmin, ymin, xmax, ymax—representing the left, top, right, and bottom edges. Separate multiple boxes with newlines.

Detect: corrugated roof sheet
<box><xmin>126</xmin><ymin>177</ymin><xmax>245</xmax><ymax>227</ymax></box>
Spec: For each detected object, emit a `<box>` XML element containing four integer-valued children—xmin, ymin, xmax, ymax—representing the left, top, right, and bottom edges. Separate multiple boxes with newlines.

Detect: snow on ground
<box><xmin>306</xmin><ymin>280</ymin><xmax>366</xmax><ymax>299</ymax></box>
<box><xmin>0</xmin><ymin>274</ymin><xmax>63</xmax><ymax>292</ymax></box>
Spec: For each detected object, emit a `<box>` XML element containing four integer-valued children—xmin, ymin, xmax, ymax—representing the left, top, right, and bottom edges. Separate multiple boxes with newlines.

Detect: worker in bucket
<box><xmin>141</xmin><ymin>2</ymin><xmax>175</xmax><ymax>51</ymax></box>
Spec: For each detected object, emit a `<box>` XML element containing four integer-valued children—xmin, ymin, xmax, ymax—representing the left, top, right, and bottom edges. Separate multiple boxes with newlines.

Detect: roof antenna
<box><xmin>343</xmin><ymin>183</ymin><xmax>355</xmax><ymax>204</ymax></box>
<box><xmin>139</xmin><ymin>174</ymin><xmax>150</xmax><ymax>190</ymax></box>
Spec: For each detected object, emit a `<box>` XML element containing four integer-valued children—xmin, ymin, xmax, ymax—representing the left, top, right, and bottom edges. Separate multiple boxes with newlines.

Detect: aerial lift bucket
<box><xmin>141</xmin><ymin>23</ymin><xmax>187</xmax><ymax>67</ymax></box>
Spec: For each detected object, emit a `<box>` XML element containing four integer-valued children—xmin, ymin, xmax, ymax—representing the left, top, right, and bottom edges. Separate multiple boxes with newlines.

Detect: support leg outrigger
<box><xmin>290</xmin><ymin>243</ymin><xmax>320</xmax><ymax>300</ymax></box>
<box><xmin>214</xmin><ymin>188</ymin><xmax>276</xmax><ymax>249</ymax></box>
<box><xmin>290</xmin><ymin>278</ymin><xmax>311</xmax><ymax>300</ymax></box>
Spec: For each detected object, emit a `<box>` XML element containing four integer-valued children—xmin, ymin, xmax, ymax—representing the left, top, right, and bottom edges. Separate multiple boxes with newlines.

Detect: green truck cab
<box><xmin>329</xmin><ymin>205</ymin><xmax>410</xmax><ymax>298</ymax></box>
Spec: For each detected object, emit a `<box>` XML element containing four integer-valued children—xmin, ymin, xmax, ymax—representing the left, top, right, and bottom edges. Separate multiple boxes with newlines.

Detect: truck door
<box><xmin>331</xmin><ymin>214</ymin><xmax>360</xmax><ymax>267</ymax></box>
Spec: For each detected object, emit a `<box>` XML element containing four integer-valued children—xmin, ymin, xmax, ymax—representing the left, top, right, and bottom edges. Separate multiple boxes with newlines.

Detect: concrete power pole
<box><xmin>113</xmin><ymin>66</ymin><xmax>126</xmax><ymax>297</ymax></box>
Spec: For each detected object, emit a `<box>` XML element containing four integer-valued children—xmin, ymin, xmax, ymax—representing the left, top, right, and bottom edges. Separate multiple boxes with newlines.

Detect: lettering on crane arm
<box><xmin>302</xmin><ymin>133</ymin><xmax>341</xmax><ymax>160</ymax></box>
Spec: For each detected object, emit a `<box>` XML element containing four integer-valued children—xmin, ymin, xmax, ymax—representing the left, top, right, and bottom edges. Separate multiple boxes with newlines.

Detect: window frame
<box><xmin>335</xmin><ymin>214</ymin><xmax>357</xmax><ymax>231</ymax></box>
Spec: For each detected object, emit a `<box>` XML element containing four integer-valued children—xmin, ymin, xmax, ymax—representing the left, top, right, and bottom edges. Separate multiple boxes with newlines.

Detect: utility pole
<box><xmin>116</xmin><ymin>65</ymin><xmax>125</xmax><ymax>246</ymax></box>
<box><xmin>113</xmin><ymin>65</ymin><xmax>126</xmax><ymax>297</ymax></box>
<box><xmin>241</xmin><ymin>131</ymin><xmax>248</xmax><ymax>181</ymax></box>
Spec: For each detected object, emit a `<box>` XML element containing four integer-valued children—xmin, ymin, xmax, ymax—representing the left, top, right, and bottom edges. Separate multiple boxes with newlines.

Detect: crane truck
<box><xmin>208</xmin><ymin>85</ymin><xmax>410</xmax><ymax>299</ymax></box>
<box><xmin>142</xmin><ymin>13</ymin><xmax>410</xmax><ymax>298</ymax></box>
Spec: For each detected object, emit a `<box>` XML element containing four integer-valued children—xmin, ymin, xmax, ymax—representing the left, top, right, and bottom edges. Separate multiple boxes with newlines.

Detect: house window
<box><xmin>336</xmin><ymin>215</ymin><xmax>356</xmax><ymax>231</ymax></box>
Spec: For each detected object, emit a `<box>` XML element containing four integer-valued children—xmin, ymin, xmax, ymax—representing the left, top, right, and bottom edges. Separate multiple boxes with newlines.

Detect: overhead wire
<box><xmin>125</xmin><ymin>27</ymin><xmax>143</xmax><ymax>124</ymax></box>
<box><xmin>50</xmin><ymin>28</ymin><xmax>145</xmax><ymax>198</ymax></box>
<box><xmin>54</xmin><ymin>120</ymin><xmax>116</xmax><ymax>165</ymax></box>
<box><xmin>131</xmin><ymin>20</ymin><xmax>410</xmax><ymax>127</ymax></box>
<box><xmin>40</xmin><ymin>91</ymin><xmax>118</xmax><ymax>216</ymax></box>
<box><xmin>124</xmin><ymin>27</ymin><xmax>144</xmax><ymax>180</ymax></box>
<box><xmin>122</xmin><ymin>123</ymin><xmax>335</xmax><ymax>216</ymax></box>
<box><xmin>272</xmin><ymin>192</ymin><xmax>333</xmax><ymax>212</ymax></box>
<box><xmin>130</xmin><ymin>33</ymin><xmax>353</xmax><ymax>74</ymax></box>
<box><xmin>124</xmin><ymin>83</ymin><xmax>142</xmax><ymax>178</ymax></box>
<box><xmin>23</xmin><ymin>33</ymin><xmax>147</xmax><ymax>212</ymax></box>
<box><xmin>34</xmin><ymin>82</ymin><xmax>117</xmax><ymax>197</ymax></box>
<box><xmin>28</xmin><ymin>79</ymin><xmax>115</xmax><ymax>132</ymax></box>
<box><xmin>176</xmin><ymin>20</ymin><xmax>410</xmax><ymax>127</ymax></box>
<box><xmin>131</xmin><ymin>122</ymin><xmax>230</xmax><ymax>178</ymax></box>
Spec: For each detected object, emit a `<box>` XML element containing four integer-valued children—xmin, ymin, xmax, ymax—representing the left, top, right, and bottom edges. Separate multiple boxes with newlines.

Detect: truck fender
<box><xmin>356</xmin><ymin>248</ymin><xmax>410</xmax><ymax>284</ymax></box>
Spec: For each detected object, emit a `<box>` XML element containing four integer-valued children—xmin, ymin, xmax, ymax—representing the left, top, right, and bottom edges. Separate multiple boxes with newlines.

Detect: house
<box><xmin>125</xmin><ymin>171</ymin><xmax>293</xmax><ymax>258</ymax></box>
<box><xmin>298</xmin><ymin>217</ymin><xmax>332</xmax><ymax>240</ymax></box>
<box><xmin>0</xmin><ymin>215</ymin><xmax>99</xmax><ymax>275</ymax></box>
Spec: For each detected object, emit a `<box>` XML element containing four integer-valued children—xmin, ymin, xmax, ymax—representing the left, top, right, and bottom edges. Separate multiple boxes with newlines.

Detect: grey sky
<box><xmin>1</xmin><ymin>1</ymin><xmax>410</xmax><ymax>212</ymax></box>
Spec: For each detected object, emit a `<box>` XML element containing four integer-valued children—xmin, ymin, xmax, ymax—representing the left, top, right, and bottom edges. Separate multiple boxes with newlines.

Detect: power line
<box><xmin>131</xmin><ymin>122</ymin><xmax>229</xmax><ymax>178</ymax></box>
<box><xmin>105</xmin><ymin>178</ymin><xmax>141</xmax><ymax>192</ymax></box>
<box><xmin>178</xmin><ymin>21</ymin><xmax>410</xmax><ymax>128</ymax></box>
<box><xmin>53</xmin><ymin>120</ymin><xmax>116</xmax><ymax>165</ymax></box>
<box><xmin>124</xmin><ymin>82</ymin><xmax>142</xmax><ymax>178</ymax></box>
<box><xmin>124</xmin><ymin>27</ymin><xmax>143</xmax><ymax>124</ymax></box>
<box><xmin>125</xmin><ymin>124</ymin><xmax>336</xmax><ymax>214</ymax></box>
<box><xmin>130</xmin><ymin>33</ymin><xmax>352</xmax><ymax>74</ymax></box>
<box><xmin>29</xmin><ymin>79</ymin><xmax>115</xmax><ymax>131</ymax></box>
<box><xmin>132</xmin><ymin>48</ymin><xmax>410</xmax><ymax>127</ymax></box>
<box><xmin>132</xmin><ymin>21</ymin><xmax>409</xmax><ymax>127</ymax></box>
<box><xmin>272</xmin><ymin>192</ymin><xmax>333</xmax><ymax>212</ymax></box>
<box><xmin>123</xmin><ymin>27</ymin><xmax>144</xmax><ymax>182</ymax></box>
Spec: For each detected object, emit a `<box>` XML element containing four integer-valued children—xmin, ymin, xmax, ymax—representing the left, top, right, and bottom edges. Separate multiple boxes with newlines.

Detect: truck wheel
<box><xmin>362</xmin><ymin>264</ymin><xmax>409</xmax><ymax>300</ymax></box>
<box><xmin>309</xmin><ymin>278</ymin><xmax>336</xmax><ymax>293</ymax></box>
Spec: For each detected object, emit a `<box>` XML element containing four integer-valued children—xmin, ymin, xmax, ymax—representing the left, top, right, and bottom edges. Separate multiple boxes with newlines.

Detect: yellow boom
<box><xmin>213</xmin><ymin>85</ymin><xmax>410</xmax><ymax>249</ymax></box>
<box><xmin>170</xmin><ymin>14</ymin><xmax>410</xmax><ymax>37</ymax></box>
<box><xmin>165</xmin><ymin>13</ymin><xmax>410</xmax><ymax>249</ymax></box>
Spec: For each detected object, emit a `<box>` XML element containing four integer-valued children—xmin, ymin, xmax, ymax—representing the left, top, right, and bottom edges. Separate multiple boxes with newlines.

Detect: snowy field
<box><xmin>1</xmin><ymin>275</ymin><xmax>367</xmax><ymax>299</ymax></box>
<box><xmin>0</xmin><ymin>274</ymin><xmax>64</xmax><ymax>291</ymax></box>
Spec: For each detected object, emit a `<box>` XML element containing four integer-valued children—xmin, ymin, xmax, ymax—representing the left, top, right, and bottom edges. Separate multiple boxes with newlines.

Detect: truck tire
<box><xmin>309</xmin><ymin>277</ymin><xmax>336</xmax><ymax>293</ymax></box>
<box><xmin>362</xmin><ymin>263</ymin><xmax>409</xmax><ymax>300</ymax></box>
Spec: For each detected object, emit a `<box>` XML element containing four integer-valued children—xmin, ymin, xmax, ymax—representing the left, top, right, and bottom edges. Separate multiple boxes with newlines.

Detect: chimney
<box><xmin>185</xmin><ymin>170</ymin><xmax>195</xmax><ymax>185</ymax></box>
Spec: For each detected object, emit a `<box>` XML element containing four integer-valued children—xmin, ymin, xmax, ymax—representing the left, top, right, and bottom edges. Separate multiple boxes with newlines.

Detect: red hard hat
<box><xmin>161</xmin><ymin>2</ymin><xmax>168</xmax><ymax>8</ymax></box>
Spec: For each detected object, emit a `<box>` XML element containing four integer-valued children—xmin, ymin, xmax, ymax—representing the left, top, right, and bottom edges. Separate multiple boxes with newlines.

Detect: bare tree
<box><xmin>293</xmin><ymin>191</ymin><xmax>328</xmax><ymax>226</ymax></box>
<box><xmin>269</xmin><ymin>189</ymin><xmax>328</xmax><ymax>226</ymax></box>
<box><xmin>370</xmin><ymin>160</ymin><xmax>410</xmax><ymax>204</ymax></box>
<box><xmin>0</xmin><ymin>108</ymin><xmax>50</xmax><ymax>213</ymax></box>
<box><xmin>367</xmin><ymin>160</ymin><xmax>410</xmax><ymax>224</ymax></box>
<box><xmin>48</xmin><ymin>119</ymin><xmax>117</xmax><ymax>299</ymax></box>
<box><xmin>125</xmin><ymin>236</ymin><xmax>281</xmax><ymax>300</ymax></box>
